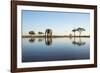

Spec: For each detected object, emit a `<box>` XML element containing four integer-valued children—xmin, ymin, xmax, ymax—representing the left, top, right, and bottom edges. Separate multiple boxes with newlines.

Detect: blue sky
<box><xmin>22</xmin><ymin>10</ymin><xmax>90</xmax><ymax>35</ymax></box>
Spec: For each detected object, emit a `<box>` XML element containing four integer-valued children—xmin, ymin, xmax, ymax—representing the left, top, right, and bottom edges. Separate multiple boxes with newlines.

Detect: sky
<box><xmin>22</xmin><ymin>10</ymin><xmax>90</xmax><ymax>36</ymax></box>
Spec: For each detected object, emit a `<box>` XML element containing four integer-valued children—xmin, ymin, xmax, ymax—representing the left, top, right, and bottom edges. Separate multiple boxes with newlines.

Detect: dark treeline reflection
<box><xmin>72</xmin><ymin>37</ymin><xmax>86</xmax><ymax>46</ymax></box>
<box><xmin>29</xmin><ymin>38</ymin><xmax>35</xmax><ymax>43</ymax></box>
<box><xmin>28</xmin><ymin>37</ymin><xmax>86</xmax><ymax>46</ymax></box>
<box><xmin>38</xmin><ymin>38</ymin><xmax>44</xmax><ymax>42</ymax></box>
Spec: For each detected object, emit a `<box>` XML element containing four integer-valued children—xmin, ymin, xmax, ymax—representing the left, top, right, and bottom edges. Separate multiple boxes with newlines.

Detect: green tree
<box><xmin>38</xmin><ymin>32</ymin><xmax>44</xmax><ymax>35</ymax></box>
<box><xmin>72</xmin><ymin>29</ymin><xmax>77</xmax><ymax>37</ymax></box>
<box><xmin>29</xmin><ymin>31</ymin><xmax>35</xmax><ymax>36</ymax></box>
<box><xmin>77</xmin><ymin>27</ymin><xmax>85</xmax><ymax>37</ymax></box>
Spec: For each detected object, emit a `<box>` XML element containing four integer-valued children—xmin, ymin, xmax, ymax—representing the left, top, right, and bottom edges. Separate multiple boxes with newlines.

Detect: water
<box><xmin>22</xmin><ymin>37</ymin><xmax>90</xmax><ymax>62</ymax></box>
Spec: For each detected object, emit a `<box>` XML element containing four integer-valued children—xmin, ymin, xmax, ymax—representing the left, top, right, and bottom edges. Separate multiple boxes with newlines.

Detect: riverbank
<box><xmin>22</xmin><ymin>35</ymin><xmax>90</xmax><ymax>38</ymax></box>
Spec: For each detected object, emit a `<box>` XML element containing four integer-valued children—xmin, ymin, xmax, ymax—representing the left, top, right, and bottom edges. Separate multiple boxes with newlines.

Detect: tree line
<box><xmin>28</xmin><ymin>27</ymin><xmax>85</xmax><ymax>37</ymax></box>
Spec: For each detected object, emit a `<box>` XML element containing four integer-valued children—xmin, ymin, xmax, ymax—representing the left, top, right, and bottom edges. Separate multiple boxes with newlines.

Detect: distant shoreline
<box><xmin>22</xmin><ymin>35</ymin><xmax>90</xmax><ymax>38</ymax></box>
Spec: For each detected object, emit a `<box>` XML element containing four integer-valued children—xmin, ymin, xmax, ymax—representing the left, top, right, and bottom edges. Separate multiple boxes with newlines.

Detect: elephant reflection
<box><xmin>72</xmin><ymin>37</ymin><xmax>86</xmax><ymax>46</ymax></box>
<box><xmin>29</xmin><ymin>38</ymin><xmax>35</xmax><ymax>43</ymax></box>
<box><xmin>45</xmin><ymin>29</ymin><xmax>52</xmax><ymax>46</ymax></box>
<box><xmin>45</xmin><ymin>37</ymin><xmax>52</xmax><ymax>46</ymax></box>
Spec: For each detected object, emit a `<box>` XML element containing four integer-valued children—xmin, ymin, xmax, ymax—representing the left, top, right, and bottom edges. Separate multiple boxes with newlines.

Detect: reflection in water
<box><xmin>22</xmin><ymin>37</ymin><xmax>90</xmax><ymax>62</ymax></box>
<box><xmin>38</xmin><ymin>38</ymin><xmax>43</xmax><ymax>42</ymax></box>
<box><xmin>69</xmin><ymin>34</ymin><xmax>72</xmax><ymax>40</ymax></box>
<box><xmin>29</xmin><ymin>38</ymin><xmax>35</xmax><ymax>43</ymax></box>
<box><xmin>45</xmin><ymin>37</ymin><xmax>52</xmax><ymax>46</ymax></box>
<box><xmin>28</xmin><ymin>37</ymin><xmax>86</xmax><ymax>46</ymax></box>
<box><xmin>69</xmin><ymin>37</ymin><xmax>72</xmax><ymax>40</ymax></box>
<box><xmin>72</xmin><ymin>41</ymin><xmax>85</xmax><ymax>46</ymax></box>
<box><xmin>72</xmin><ymin>37</ymin><xmax>86</xmax><ymax>46</ymax></box>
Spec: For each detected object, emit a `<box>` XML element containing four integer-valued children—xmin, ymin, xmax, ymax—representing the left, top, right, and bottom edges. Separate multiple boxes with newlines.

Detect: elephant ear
<box><xmin>45</xmin><ymin>29</ymin><xmax>52</xmax><ymax>33</ymax></box>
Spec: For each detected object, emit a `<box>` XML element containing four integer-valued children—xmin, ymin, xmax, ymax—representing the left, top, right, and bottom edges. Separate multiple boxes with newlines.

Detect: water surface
<box><xmin>22</xmin><ymin>37</ymin><xmax>90</xmax><ymax>62</ymax></box>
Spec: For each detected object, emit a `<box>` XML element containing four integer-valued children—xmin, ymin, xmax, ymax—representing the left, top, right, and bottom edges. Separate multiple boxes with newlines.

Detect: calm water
<box><xmin>22</xmin><ymin>37</ymin><xmax>90</xmax><ymax>62</ymax></box>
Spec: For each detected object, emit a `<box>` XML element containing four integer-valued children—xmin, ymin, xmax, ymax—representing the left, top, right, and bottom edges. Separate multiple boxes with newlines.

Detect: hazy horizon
<box><xmin>22</xmin><ymin>10</ymin><xmax>90</xmax><ymax>36</ymax></box>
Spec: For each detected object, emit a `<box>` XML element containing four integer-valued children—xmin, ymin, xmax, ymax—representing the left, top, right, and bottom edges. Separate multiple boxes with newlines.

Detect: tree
<box><xmin>72</xmin><ymin>29</ymin><xmax>77</xmax><ymax>37</ymax></box>
<box><xmin>29</xmin><ymin>31</ymin><xmax>35</xmax><ymax>36</ymax></box>
<box><xmin>77</xmin><ymin>27</ymin><xmax>85</xmax><ymax>37</ymax></box>
<box><xmin>38</xmin><ymin>32</ymin><xmax>44</xmax><ymax>35</ymax></box>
